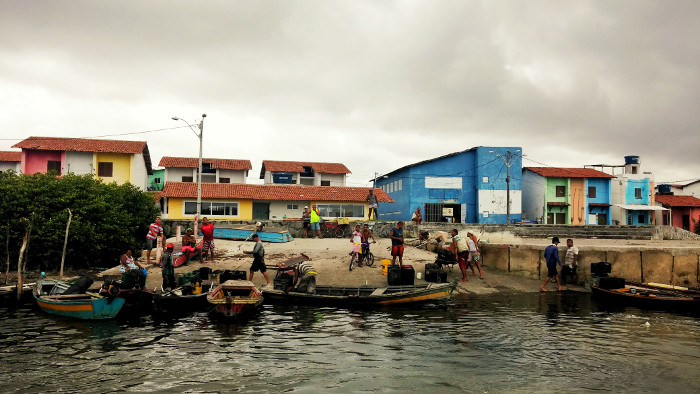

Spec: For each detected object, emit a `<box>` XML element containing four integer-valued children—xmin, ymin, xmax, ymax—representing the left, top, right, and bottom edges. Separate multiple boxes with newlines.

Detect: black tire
<box><xmin>335</xmin><ymin>227</ymin><xmax>345</xmax><ymax>238</ymax></box>
<box><xmin>349</xmin><ymin>255</ymin><xmax>357</xmax><ymax>271</ymax></box>
<box><xmin>365</xmin><ymin>252</ymin><xmax>375</xmax><ymax>267</ymax></box>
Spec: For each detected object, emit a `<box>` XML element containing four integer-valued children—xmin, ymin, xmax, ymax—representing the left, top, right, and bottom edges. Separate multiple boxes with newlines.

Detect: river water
<box><xmin>1</xmin><ymin>293</ymin><xmax>699</xmax><ymax>393</ymax></box>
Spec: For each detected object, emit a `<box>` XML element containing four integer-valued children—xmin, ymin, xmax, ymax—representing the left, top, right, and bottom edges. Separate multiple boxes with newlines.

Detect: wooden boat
<box><xmin>152</xmin><ymin>283</ymin><xmax>212</xmax><ymax>315</ymax></box>
<box><xmin>207</xmin><ymin>280</ymin><xmax>263</xmax><ymax>321</ymax></box>
<box><xmin>262</xmin><ymin>280</ymin><xmax>458</xmax><ymax>307</ymax></box>
<box><xmin>214</xmin><ymin>225</ymin><xmax>293</xmax><ymax>243</ymax></box>
<box><xmin>34</xmin><ymin>280</ymin><xmax>125</xmax><ymax>320</ymax></box>
<box><xmin>591</xmin><ymin>279</ymin><xmax>700</xmax><ymax>312</ymax></box>
<box><xmin>99</xmin><ymin>280</ymin><xmax>155</xmax><ymax>316</ymax></box>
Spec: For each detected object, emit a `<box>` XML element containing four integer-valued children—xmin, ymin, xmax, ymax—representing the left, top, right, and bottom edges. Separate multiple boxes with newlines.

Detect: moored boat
<box><xmin>262</xmin><ymin>280</ymin><xmax>457</xmax><ymax>307</ymax></box>
<box><xmin>214</xmin><ymin>225</ymin><xmax>293</xmax><ymax>243</ymax></box>
<box><xmin>34</xmin><ymin>279</ymin><xmax>125</xmax><ymax>320</ymax></box>
<box><xmin>207</xmin><ymin>280</ymin><xmax>263</xmax><ymax>321</ymax></box>
<box><xmin>591</xmin><ymin>279</ymin><xmax>700</xmax><ymax>312</ymax></box>
<box><xmin>153</xmin><ymin>284</ymin><xmax>211</xmax><ymax>315</ymax></box>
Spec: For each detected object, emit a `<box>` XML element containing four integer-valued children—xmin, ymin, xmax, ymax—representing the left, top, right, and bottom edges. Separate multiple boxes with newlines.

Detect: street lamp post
<box><xmin>489</xmin><ymin>149</ymin><xmax>520</xmax><ymax>224</ymax></box>
<box><xmin>172</xmin><ymin>114</ymin><xmax>206</xmax><ymax>220</ymax></box>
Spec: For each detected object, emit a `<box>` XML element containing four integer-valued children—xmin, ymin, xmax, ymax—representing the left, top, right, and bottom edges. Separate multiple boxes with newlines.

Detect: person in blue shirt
<box><xmin>541</xmin><ymin>237</ymin><xmax>564</xmax><ymax>291</ymax></box>
<box><xmin>390</xmin><ymin>221</ymin><xmax>405</xmax><ymax>265</ymax></box>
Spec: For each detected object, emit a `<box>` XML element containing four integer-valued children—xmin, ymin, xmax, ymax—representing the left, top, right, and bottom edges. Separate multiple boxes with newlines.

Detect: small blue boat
<box><xmin>34</xmin><ymin>279</ymin><xmax>125</xmax><ymax>320</ymax></box>
<box><xmin>213</xmin><ymin>225</ymin><xmax>293</xmax><ymax>243</ymax></box>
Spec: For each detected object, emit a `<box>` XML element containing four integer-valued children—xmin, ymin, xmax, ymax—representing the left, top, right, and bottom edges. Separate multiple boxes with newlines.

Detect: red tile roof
<box><xmin>158</xmin><ymin>183</ymin><xmax>394</xmax><ymax>203</ymax></box>
<box><xmin>655</xmin><ymin>194</ymin><xmax>700</xmax><ymax>207</ymax></box>
<box><xmin>524</xmin><ymin>167</ymin><xmax>615</xmax><ymax>179</ymax></box>
<box><xmin>159</xmin><ymin>156</ymin><xmax>252</xmax><ymax>170</ymax></box>
<box><xmin>0</xmin><ymin>151</ymin><xmax>21</xmax><ymax>162</ymax></box>
<box><xmin>260</xmin><ymin>160</ymin><xmax>351</xmax><ymax>178</ymax></box>
<box><xmin>13</xmin><ymin>136</ymin><xmax>147</xmax><ymax>154</ymax></box>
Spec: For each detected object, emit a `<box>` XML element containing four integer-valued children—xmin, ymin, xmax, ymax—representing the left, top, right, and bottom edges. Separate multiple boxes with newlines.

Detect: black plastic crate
<box><xmin>388</xmin><ymin>265</ymin><xmax>402</xmax><ymax>286</ymax></box>
<box><xmin>401</xmin><ymin>265</ymin><xmax>415</xmax><ymax>285</ymax></box>
<box><xmin>591</xmin><ymin>262</ymin><xmax>612</xmax><ymax>276</ymax></box>
<box><xmin>598</xmin><ymin>276</ymin><xmax>626</xmax><ymax>290</ymax></box>
<box><xmin>273</xmin><ymin>273</ymin><xmax>294</xmax><ymax>291</ymax></box>
<box><xmin>425</xmin><ymin>267</ymin><xmax>447</xmax><ymax>283</ymax></box>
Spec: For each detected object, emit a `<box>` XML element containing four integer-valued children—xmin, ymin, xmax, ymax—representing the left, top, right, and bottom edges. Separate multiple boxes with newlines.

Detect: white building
<box><xmin>159</xmin><ymin>157</ymin><xmax>252</xmax><ymax>184</ymax></box>
<box><xmin>259</xmin><ymin>160</ymin><xmax>350</xmax><ymax>186</ymax></box>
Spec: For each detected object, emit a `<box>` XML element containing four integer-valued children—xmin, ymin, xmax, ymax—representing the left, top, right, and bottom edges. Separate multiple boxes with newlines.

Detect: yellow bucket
<box><xmin>381</xmin><ymin>259</ymin><xmax>391</xmax><ymax>275</ymax></box>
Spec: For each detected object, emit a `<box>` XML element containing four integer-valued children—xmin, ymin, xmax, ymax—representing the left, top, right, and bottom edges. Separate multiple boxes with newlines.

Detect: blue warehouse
<box><xmin>375</xmin><ymin>146</ymin><xmax>523</xmax><ymax>224</ymax></box>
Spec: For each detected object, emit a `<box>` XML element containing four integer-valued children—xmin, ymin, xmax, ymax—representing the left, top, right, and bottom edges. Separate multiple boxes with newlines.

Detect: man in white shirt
<box><xmin>562</xmin><ymin>238</ymin><xmax>579</xmax><ymax>285</ymax></box>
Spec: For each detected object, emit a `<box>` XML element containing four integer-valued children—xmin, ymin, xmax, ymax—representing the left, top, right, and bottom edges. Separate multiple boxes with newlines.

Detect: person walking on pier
<box><xmin>245</xmin><ymin>234</ymin><xmax>271</xmax><ymax>286</ymax></box>
<box><xmin>562</xmin><ymin>238</ymin><xmax>579</xmax><ymax>286</ymax></box>
<box><xmin>467</xmin><ymin>232</ymin><xmax>484</xmax><ymax>279</ymax></box>
<box><xmin>541</xmin><ymin>237</ymin><xmax>564</xmax><ymax>292</ymax></box>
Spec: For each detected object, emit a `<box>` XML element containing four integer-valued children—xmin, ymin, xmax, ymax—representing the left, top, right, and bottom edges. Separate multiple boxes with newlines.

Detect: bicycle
<box><xmin>323</xmin><ymin>220</ymin><xmax>350</xmax><ymax>238</ymax></box>
<box><xmin>349</xmin><ymin>243</ymin><xmax>361</xmax><ymax>271</ymax></box>
<box><xmin>358</xmin><ymin>241</ymin><xmax>375</xmax><ymax>267</ymax></box>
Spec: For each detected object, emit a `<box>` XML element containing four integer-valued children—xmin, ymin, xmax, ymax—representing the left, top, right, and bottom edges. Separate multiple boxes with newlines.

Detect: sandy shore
<box><xmin>99</xmin><ymin>236</ymin><xmax>574</xmax><ymax>295</ymax></box>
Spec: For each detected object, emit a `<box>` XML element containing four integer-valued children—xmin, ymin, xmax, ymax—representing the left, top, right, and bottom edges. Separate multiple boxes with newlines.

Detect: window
<box><xmin>199</xmin><ymin>162</ymin><xmax>216</xmax><ymax>174</ymax></box>
<box><xmin>154</xmin><ymin>177</ymin><xmax>161</xmax><ymax>184</ymax></box>
<box><xmin>184</xmin><ymin>201</ymin><xmax>239</xmax><ymax>216</ymax></box>
<box><xmin>389</xmin><ymin>183</ymin><xmax>394</xmax><ymax>193</ymax></box>
<box><xmin>219</xmin><ymin>177</ymin><xmax>230</xmax><ymax>183</ymax></box>
<box><xmin>317</xmin><ymin>204</ymin><xmax>365</xmax><ymax>218</ymax></box>
<box><xmin>588</xmin><ymin>186</ymin><xmax>596</xmax><ymax>198</ymax></box>
<box><xmin>287</xmin><ymin>204</ymin><xmax>299</xmax><ymax>210</ymax></box>
<box><xmin>556</xmin><ymin>185</ymin><xmax>566</xmax><ymax>197</ymax></box>
<box><xmin>398</xmin><ymin>179</ymin><xmax>402</xmax><ymax>191</ymax></box>
<box><xmin>182</xmin><ymin>176</ymin><xmax>194</xmax><ymax>182</ymax></box>
<box><xmin>634</xmin><ymin>188</ymin><xmax>642</xmax><ymax>199</ymax></box>
<box><xmin>97</xmin><ymin>162</ymin><xmax>113</xmax><ymax>177</ymax></box>
<box><xmin>482</xmin><ymin>176</ymin><xmax>489</xmax><ymax>183</ymax></box>
<box><xmin>321</xmin><ymin>180</ymin><xmax>331</xmax><ymax>186</ymax></box>
<box><xmin>47</xmin><ymin>160</ymin><xmax>61</xmax><ymax>173</ymax></box>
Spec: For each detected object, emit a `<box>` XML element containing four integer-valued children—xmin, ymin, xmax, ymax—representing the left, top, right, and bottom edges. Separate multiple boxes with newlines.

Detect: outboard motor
<box><xmin>63</xmin><ymin>276</ymin><xmax>94</xmax><ymax>295</ymax></box>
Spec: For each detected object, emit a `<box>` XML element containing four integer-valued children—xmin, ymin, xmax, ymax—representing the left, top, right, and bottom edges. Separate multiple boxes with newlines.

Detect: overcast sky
<box><xmin>1</xmin><ymin>1</ymin><xmax>698</xmax><ymax>186</ymax></box>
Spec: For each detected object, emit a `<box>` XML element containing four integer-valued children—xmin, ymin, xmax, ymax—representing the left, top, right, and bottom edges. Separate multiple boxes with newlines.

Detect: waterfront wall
<box><xmin>480</xmin><ymin>243</ymin><xmax>700</xmax><ymax>288</ymax></box>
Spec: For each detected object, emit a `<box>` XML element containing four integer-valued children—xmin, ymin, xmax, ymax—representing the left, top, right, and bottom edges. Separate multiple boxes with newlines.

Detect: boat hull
<box><xmin>207</xmin><ymin>280</ymin><xmax>264</xmax><ymax>321</ymax></box>
<box><xmin>591</xmin><ymin>282</ymin><xmax>700</xmax><ymax>312</ymax></box>
<box><xmin>214</xmin><ymin>227</ymin><xmax>293</xmax><ymax>243</ymax></box>
<box><xmin>262</xmin><ymin>281</ymin><xmax>457</xmax><ymax>307</ymax></box>
<box><xmin>35</xmin><ymin>295</ymin><xmax>125</xmax><ymax>320</ymax></box>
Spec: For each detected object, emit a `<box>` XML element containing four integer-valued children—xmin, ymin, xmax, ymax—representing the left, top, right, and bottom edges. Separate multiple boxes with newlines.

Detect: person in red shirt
<box><xmin>200</xmin><ymin>217</ymin><xmax>215</xmax><ymax>261</ymax></box>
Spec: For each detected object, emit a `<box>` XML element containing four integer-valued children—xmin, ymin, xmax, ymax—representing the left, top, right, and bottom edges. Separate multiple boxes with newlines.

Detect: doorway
<box><xmin>682</xmin><ymin>214</ymin><xmax>690</xmax><ymax>231</ymax></box>
<box><xmin>253</xmin><ymin>203</ymin><xmax>270</xmax><ymax>220</ymax></box>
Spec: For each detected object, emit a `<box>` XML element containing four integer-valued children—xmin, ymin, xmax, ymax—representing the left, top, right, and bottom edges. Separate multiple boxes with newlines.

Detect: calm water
<box><xmin>1</xmin><ymin>293</ymin><xmax>699</xmax><ymax>393</ymax></box>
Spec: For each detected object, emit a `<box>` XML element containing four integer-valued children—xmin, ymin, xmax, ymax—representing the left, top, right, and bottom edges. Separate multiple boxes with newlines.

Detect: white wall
<box><xmin>478</xmin><ymin>189</ymin><xmax>522</xmax><ymax>216</ymax></box>
<box><xmin>521</xmin><ymin>171</ymin><xmax>544</xmax><ymax>221</ymax></box>
<box><xmin>0</xmin><ymin>162</ymin><xmax>20</xmax><ymax>172</ymax></box>
<box><xmin>166</xmin><ymin>167</ymin><xmax>195</xmax><ymax>182</ymax></box>
<box><xmin>610</xmin><ymin>177</ymin><xmax>626</xmax><ymax>225</ymax></box>
<box><xmin>65</xmin><ymin>151</ymin><xmax>93</xmax><ymax>175</ymax></box>
<box><xmin>131</xmin><ymin>153</ymin><xmax>148</xmax><ymax>191</ymax></box>
<box><xmin>319</xmin><ymin>173</ymin><xmax>346</xmax><ymax>186</ymax></box>
<box><xmin>269</xmin><ymin>201</ymin><xmax>310</xmax><ymax>220</ymax></box>
<box><xmin>219</xmin><ymin>169</ymin><xmax>246</xmax><ymax>184</ymax></box>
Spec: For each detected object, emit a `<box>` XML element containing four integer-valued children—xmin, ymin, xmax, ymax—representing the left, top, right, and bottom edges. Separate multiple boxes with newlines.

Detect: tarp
<box><xmin>615</xmin><ymin>204</ymin><xmax>668</xmax><ymax>211</ymax></box>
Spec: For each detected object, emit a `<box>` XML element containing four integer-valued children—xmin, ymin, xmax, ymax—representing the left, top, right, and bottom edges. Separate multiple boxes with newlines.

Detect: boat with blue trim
<box><xmin>34</xmin><ymin>279</ymin><xmax>125</xmax><ymax>320</ymax></box>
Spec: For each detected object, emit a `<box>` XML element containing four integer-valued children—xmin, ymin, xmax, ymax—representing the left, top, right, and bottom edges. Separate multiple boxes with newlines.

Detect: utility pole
<box><xmin>490</xmin><ymin>149</ymin><xmax>520</xmax><ymax>224</ymax></box>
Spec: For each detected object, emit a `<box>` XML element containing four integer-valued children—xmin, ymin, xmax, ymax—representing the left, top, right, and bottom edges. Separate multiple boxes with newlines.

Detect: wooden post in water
<box><xmin>59</xmin><ymin>208</ymin><xmax>72</xmax><ymax>279</ymax></box>
<box><xmin>16</xmin><ymin>214</ymin><xmax>35</xmax><ymax>302</ymax></box>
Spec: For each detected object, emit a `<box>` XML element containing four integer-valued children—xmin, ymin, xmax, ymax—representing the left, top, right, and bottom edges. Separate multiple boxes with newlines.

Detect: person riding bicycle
<box><xmin>350</xmin><ymin>225</ymin><xmax>363</xmax><ymax>266</ymax></box>
<box><xmin>361</xmin><ymin>224</ymin><xmax>376</xmax><ymax>256</ymax></box>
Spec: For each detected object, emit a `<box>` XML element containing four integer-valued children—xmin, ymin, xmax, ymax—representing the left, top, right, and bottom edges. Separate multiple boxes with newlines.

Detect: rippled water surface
<box><xmin>2</xmin><ymin>293</ymin><xmax>699</xmax><ymax>393</ymax></box>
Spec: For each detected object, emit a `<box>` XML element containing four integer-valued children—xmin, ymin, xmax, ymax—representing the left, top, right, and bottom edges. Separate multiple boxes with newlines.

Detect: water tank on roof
<box><xmin>624</xmin><ymin>155</ymin><xmax>640</xmax><ymax>165</ymax></box>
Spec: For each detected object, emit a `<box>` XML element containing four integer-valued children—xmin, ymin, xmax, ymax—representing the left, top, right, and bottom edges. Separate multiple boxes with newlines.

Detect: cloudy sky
<box><xmin>1</xmin><ymin>1</ymin><xmax>698</xmax><ymax>186</ymax></box>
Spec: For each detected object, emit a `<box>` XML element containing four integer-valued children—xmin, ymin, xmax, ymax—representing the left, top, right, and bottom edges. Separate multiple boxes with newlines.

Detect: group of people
<box><xmin>350</xmin><ymin>223</ymin><xmax>378</xmax><ymax>267</ymax></box>
<box><xmin>243</xmin><ymin>233</ymin><xmax>318</xmax><ymax>293</ymax></box>
<box><xmin>449</xmin><ymin>229</ymin><xmax>483</xmax><ymax>282</ymax></box>
<box><xmin>540</xmin><ymin>237</ymin><xmax>579</xmax><ymax>292</ymax></box>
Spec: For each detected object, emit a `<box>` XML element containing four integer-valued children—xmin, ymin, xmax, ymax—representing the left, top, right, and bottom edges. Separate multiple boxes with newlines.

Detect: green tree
<box><xmin>0</xmin><ymin>171</ymin><xmax>158</xmax><ymax>271</ymax></box>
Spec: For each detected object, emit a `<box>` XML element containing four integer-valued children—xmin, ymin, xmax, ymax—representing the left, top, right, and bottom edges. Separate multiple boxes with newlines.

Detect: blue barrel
<box><xmin>624</xmin><ymin>155</ymin><xmax>640</xmax><ymax>165</ymax></box>
<box><xmin>658</xmin><ymin>184</ymin><xmax>672</xmax><ymax>194</ymax></box>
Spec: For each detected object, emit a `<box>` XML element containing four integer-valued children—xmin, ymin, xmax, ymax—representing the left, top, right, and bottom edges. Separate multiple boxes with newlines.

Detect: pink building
<box><xmin>655</xmin><ymin>194</ymin><xmax>700</xmax><ymax>233</ymax></box>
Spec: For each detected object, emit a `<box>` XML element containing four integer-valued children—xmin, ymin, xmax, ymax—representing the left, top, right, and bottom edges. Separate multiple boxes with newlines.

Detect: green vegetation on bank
<box><xmin>0</xmin><ymin>171</ymin><xmax>158</xmax><ymax>271</ymax></box>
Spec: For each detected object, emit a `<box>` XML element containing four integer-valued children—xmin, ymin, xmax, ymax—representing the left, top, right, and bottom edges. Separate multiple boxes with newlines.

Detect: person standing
<box><xmin>161</xmin><ymin>243</ymin><xmax>176</xmax><ymax>290</ymax></box>
<box><xmin>562</xmin><ymin>238</ymin><xmax>579</xmax><ymax>285</ymax></box>
<box><xmin>367</xmin><ymin>189</ymin><xmax>379</xmax><ymax>221</ymax></box>
<box><xmin>541</xmin><ymin>237</ymin><xmax>564</xmax><ymax>292</ymax></box>
<box><xmin>412</xmin><ymin>207</ymin><xmax>422</xmax><ymax>225</ymax></box>
<box><xmin>309</xmin><ymin>204</ymin><xmax>322</xmax><ymax>239</ymax></box>
<box><xmin>450</xmin><ymin>229</ymin><xmax>469</xmax><ymax>282</ymax></box>
<box><xmin>244</xmin><ymin>234</ymin><xmax>271</xmax><ymax>286</ymax></box>
<box><xmin>466</xmin><ymin>231</ymin><xmax>484</xmax><ymax>279</ymax></box>
<box><xmin>146</xmin><ymin>217</ymin><xmax>166</xmax><ymax>264</ymax></box>
<box><xmin>200</xmin><ymin>217</ymin><xmax>215</xmax><ymax>261</ymax></box>
<box><xmin>390</xmin><ymin>221</ymin><xmax>405</xmax><ymax>265</ymax></box>
<box><xmin>301</xmin><ymin>206</ymin><xmax>311</xmax><ymax>238</ymax></box>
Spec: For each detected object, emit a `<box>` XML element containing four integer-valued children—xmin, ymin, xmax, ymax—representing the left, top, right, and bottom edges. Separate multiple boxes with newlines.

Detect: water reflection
<box><xmin>1</xmin><ymin>292</ymin><xmax>699</xmax><ymax>392</ymax></box>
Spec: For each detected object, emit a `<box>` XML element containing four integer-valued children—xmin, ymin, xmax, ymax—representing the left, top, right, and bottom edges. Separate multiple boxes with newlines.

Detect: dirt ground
<box><xmin>95</xmin><ymin>236</ymin><xmax>581</xmax><ymax>295</ymax></box>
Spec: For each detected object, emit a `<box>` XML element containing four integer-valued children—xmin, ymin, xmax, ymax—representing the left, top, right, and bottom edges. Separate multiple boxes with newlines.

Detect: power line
<box><xmin>0</xmin><ymin>125</ymin><xmax>190</xmax><ymax>142</ymax></box>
